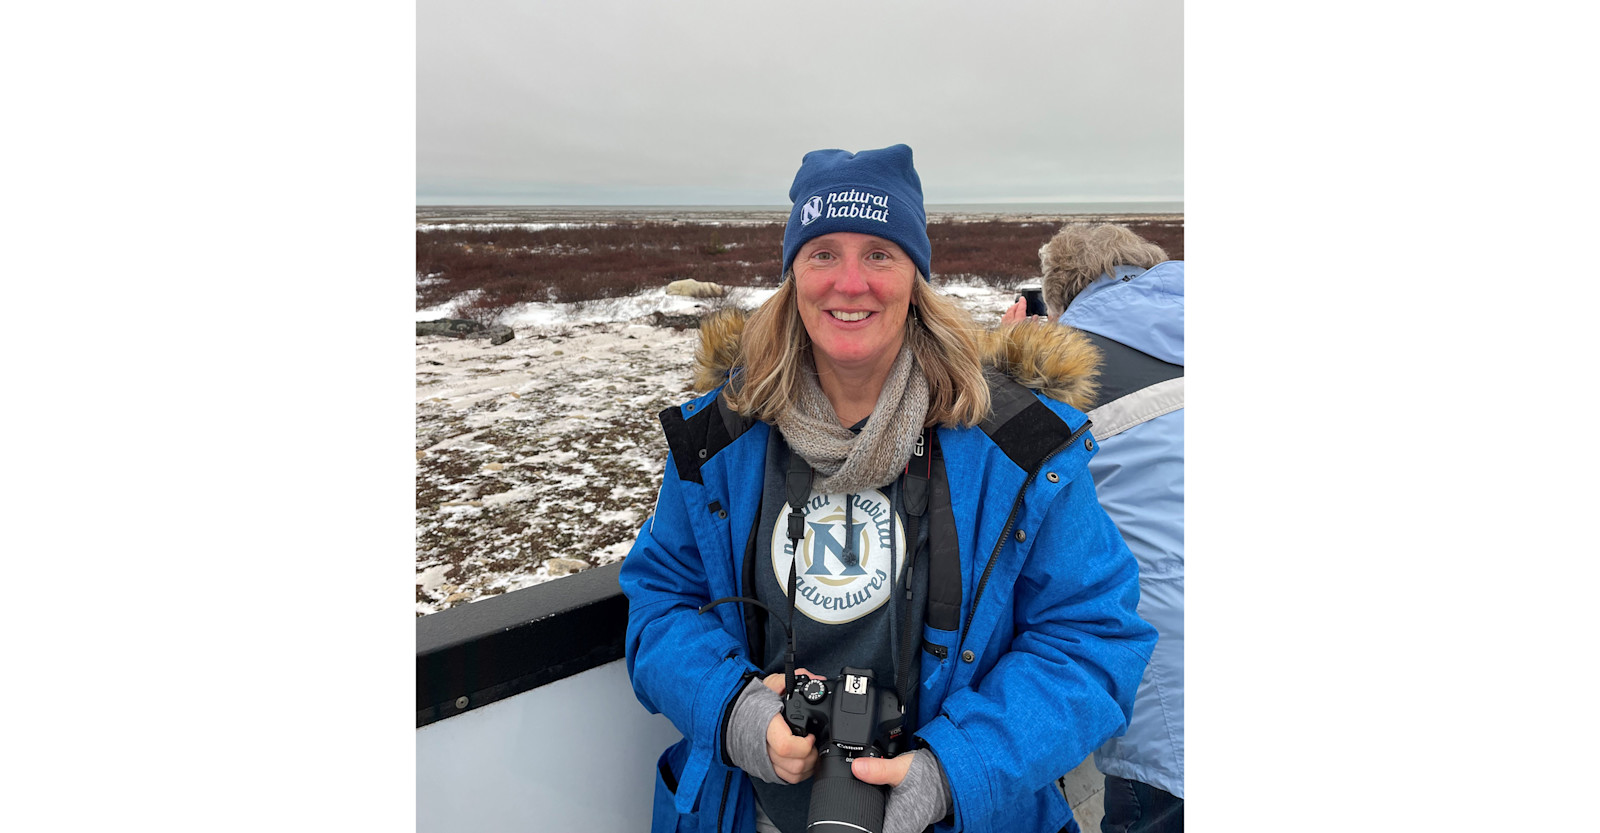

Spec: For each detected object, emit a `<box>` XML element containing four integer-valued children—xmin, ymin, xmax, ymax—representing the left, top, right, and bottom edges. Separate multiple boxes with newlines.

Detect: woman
<box><xmin>621</xmin><ymin>144</ymin><xmax>1156</xmax><ymax>833</ymax></box>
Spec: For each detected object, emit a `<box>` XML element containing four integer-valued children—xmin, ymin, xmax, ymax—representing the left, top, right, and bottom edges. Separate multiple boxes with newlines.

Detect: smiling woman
<box><xmin>619</xmin><ymin>144</ymin><xmax>1157</xmax><ymax>833</ymax></box>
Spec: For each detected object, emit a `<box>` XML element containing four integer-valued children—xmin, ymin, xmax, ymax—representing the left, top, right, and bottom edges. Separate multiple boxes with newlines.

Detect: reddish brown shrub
<box><xmin>416</xmin><ymin>219</ymin><xmax>1184</xmax><ymax>314</ymax></box>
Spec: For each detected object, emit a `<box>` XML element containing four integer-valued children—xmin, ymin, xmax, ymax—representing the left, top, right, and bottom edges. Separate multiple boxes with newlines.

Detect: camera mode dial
<box><xmin>800</xmin><ymin>678</ymin><xmax>827</xmax><ymax>704</ymax></box>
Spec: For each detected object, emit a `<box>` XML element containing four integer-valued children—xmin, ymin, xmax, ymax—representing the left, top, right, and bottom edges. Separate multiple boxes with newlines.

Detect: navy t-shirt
<box><xmin>749</xmin><ymin>425</ymin><xmax>930</xmax><ymax>833</ymax></box>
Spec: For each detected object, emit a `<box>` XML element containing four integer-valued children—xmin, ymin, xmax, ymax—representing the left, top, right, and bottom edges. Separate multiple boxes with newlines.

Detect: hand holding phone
<box><xmin>1018</xmin><ymin>286</ymin><xmax>1046</xmax><ymax>317</ymax></box>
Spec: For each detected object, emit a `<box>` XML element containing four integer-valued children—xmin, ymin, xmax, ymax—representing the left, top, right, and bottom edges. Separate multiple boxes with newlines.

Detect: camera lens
<box><xmin>806</xmin><ymin>752</ymin><xmax>887</xmax><ymax>833</ymax></box>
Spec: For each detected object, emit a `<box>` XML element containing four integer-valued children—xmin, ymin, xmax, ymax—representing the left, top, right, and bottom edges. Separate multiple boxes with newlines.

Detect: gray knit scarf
<box><xmin>774</xmin><ymin>346</ymin><xmax>930</xmax><ymax>495</ymax></box>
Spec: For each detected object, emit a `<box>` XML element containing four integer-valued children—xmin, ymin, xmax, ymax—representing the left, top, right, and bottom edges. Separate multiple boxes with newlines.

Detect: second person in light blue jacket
<box><xmin>1008</xmin><ymin>223</ymin><xmax>1184</xmax><ymax>833</ymax></box>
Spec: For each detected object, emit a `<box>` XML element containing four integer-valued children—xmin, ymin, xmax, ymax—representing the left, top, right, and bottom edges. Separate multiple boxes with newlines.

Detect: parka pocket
<box><xmin>919</xmin><ymin>624</ymin><xmax>958</xmax><ymax>699</ymax></box>
<box><xmin>652</xmin><ymin>742</ymin><xmax>689</xmax><ymax>832</ymax></box>
<box><xmin>658</xmin><ymin>750</ymin><xmax>679</xmax><ymax>795</ymax></box>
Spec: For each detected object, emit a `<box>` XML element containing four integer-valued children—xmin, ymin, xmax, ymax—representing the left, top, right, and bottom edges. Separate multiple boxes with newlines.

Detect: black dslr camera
<box><xmin>784</xmin><ymin>667</ymin><xmax>907</xmax><ymax>833</ymax></box>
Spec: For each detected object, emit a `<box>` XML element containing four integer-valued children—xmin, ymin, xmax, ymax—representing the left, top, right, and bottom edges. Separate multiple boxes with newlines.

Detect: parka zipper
<box><xmin>958</xmin><ymin>419</ymin><xmax>1093</xmax><ymax>647</ymax></box>
<box><xmin>716</xmin><ymin>770</ymin><xmax>732</xmax><ymax>831</ymax></box>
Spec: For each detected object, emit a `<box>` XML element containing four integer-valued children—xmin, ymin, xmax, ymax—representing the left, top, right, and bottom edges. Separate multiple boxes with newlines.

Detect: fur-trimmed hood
<box><xmin>691</xmin><ymin>308</ymin><xmax>1102</xmax><ymax>411</ymax></box>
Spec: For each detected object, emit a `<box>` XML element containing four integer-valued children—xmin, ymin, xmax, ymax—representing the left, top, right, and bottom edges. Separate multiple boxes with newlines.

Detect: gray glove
<box><xmin>881</xmin><ymin>749</ymin><xmax>953</xmax><ymax>833</ymax></box>
<box><xmin>724</xmin><ymin>677</ymin><xmax>784</xmax><ymax>783</ymax></box>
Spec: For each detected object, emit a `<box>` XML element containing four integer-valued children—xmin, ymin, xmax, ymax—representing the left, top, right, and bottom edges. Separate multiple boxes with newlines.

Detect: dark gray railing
<box><xmin>416</xmin><ymin>562</ymin><xmax>627</xmax><ymax>727</ymax></box>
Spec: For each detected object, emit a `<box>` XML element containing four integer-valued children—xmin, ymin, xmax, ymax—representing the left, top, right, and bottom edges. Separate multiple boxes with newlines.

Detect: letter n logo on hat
<box><xmin>800</xmin><ymin>195</ymin><xmax>823</xmax><ymax>226</ymax></box>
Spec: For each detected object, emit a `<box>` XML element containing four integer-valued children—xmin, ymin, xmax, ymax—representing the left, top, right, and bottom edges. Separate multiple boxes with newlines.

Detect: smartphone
<box><xmin>1017</xmin><ymin>286</ymin><xmax>1046</xmax><ymax>317</ymax></box>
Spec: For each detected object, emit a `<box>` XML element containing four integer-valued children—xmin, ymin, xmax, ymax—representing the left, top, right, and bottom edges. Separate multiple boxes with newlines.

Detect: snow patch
<box><xmin>417</xmin><ymin>279</ymin><xmax>1018</xmax><ymax>615</ymax></box>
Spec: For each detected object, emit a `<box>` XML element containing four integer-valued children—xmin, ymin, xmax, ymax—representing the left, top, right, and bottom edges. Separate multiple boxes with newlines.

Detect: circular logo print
<box><xmin>771</xmin><ymin>489</ymin><xmax>904</xmax><ymax>624</ymax></box>
<box><xmin>800</xmin><ymin>195</ymin><xmax>824</xmax><ymax>226</ymax></box>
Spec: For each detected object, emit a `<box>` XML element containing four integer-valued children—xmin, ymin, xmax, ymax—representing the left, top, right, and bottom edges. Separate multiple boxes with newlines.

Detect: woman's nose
<box><xmin>836</xmin><ymin>258</ymin><xmax>869</xmax><ymax>293</ymax></box>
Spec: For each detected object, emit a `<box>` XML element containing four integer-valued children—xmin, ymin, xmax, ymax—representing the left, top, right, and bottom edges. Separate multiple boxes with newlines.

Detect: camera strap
<box><xmin>783</xmin><ymin>448</ymin><xmax>813</xmax><ymax>697</ymax></box>
<box><xmin>896</xmin><ymin>426</ymin><xmax>933</xmax><ymax>712</ymax></box>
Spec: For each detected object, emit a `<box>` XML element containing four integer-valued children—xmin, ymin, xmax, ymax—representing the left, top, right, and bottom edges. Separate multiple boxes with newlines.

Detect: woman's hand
<box><xmin>852</xmin><ymin>751</ymin><xmax>952</xmax><ymax>833</ymax></box>
<box><xmin>850</xmin><ymin>751</ymin><xmax>914</xmax><ymax>787</ymax></box>
<box><xmin>1001</xmin><ymin>296</ymin><xmax>1031</xmax><ymax>325</ymax></box>
<box><xmin>762</xmin><ymin>670</ymin><xmax>820</xmax><ymax>783</ymax></box>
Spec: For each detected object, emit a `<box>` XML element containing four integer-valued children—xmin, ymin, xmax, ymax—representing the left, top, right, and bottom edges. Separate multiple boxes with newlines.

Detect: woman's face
<box><xmin>793</xmin><ymin>232</ymin><xmax>916</xmax><ymax>377</ymax></box>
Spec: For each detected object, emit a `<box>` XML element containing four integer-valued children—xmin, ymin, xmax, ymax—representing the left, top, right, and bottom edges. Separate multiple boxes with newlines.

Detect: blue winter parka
<box><xmin>620</xmin><ymin>316</ymin><xmax>1157</xmax><ymax>833</ymax></box>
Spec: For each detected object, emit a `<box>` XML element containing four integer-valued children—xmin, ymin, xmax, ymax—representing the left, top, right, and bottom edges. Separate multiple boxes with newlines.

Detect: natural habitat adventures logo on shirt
<box><xmin>771</xmin><ymin>490</ymin><xmax>904</xmax><ymax>625</ymax></box>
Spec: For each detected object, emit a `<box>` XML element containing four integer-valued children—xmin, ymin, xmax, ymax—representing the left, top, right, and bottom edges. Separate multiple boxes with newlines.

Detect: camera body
<box><xmin>784</xmin><ymin>667</ymin><xmax>906</xmax><ymax>833</ymax></box>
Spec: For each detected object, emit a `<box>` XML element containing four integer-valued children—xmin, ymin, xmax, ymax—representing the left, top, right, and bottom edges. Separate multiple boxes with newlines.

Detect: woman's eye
<box><xmin>812</xmin><ymin>251</ymin><xmax>834</xmax><ymax>261</ymax></box>
<box><xmin>868</xmin><ymin>251</ymin><xmax>889</xmax><ymax>261</ymax></box>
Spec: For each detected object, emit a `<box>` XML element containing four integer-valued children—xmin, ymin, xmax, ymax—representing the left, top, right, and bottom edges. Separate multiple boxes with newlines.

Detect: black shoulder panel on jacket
<box><xmin>980</xmin><ymin>370</ymin><xmax>1079</xmax><ymax>473</ymax></box>
<box><xmin>926</xmin><ymin>436</ymin><xmax>962</xmax><ymax>632</ymax></box>
<box><xmin>1080</xmin><ymin>331</ymin><xmax>1183</xmax><ymax>409</ymax></box>
<box><xmin>660</xmin><ymin>391</ymin><xmax>755</xmax><ymax>485</ymax></box>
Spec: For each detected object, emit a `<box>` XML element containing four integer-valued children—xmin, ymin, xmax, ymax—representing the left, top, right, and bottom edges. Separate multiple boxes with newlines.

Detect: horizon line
<box><xmin>416</xmin><ymin>199</ymin><xmax>1185</xmax><ymax>208</ymax></box>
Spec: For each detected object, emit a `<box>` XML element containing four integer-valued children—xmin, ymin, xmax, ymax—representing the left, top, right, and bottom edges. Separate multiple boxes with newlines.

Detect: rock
<box><xmin>417</xmin><ymin>318</ymin><xmax>484</xmax><ymax>338</ymax></box>
<box><xmin>647</xmin><ymin>310</ymin><xmax>703</xmax><ymax>330</ymax></box>
<box><xmin>416</xmin><ymin>564</ymin><xmax>455</xmax><ymax>593</ymax></box>
<box><xmin>546</xmin><ymin>557</ymin><xmax>590</xmax><ymax>577</ymax></box>
<box><xmin>483</xmin><ymin>462</ymin><xmax>504</xmax><ymax>471</ymax></box>
<box><xmin>665</xmin><ymin>278</ymin><xmax>727</xmax><ymax>298</ymax></box>
<box><xmin>416</xmin><ymin>319</ymin><xmax>513</xmax><ymax>344</ymax></box>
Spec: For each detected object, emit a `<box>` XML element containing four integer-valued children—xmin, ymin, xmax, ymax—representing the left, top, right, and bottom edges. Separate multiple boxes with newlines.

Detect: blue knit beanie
<box><xmin>782</xmin><ymin>144</ymin><xmax>932</xmax><ymax>281</ymax></box>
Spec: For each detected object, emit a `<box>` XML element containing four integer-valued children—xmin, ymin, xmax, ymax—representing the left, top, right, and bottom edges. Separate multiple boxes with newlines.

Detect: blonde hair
<box><xmin>1039</xmin><ymin>224</ymin><xmax>1168</xmax><ymax>320</ymax></box>
<box><xmin>723</xmin><ymin>273</ymin><xmax>990</xmax><ymax>428</ymax></box>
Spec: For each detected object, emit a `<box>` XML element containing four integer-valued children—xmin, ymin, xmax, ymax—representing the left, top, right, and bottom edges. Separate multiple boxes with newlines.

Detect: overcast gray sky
<box><xmin>418</xmin><ymin>0</ymin><xmax>1182</xmax><ymax>206</ymax></box>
